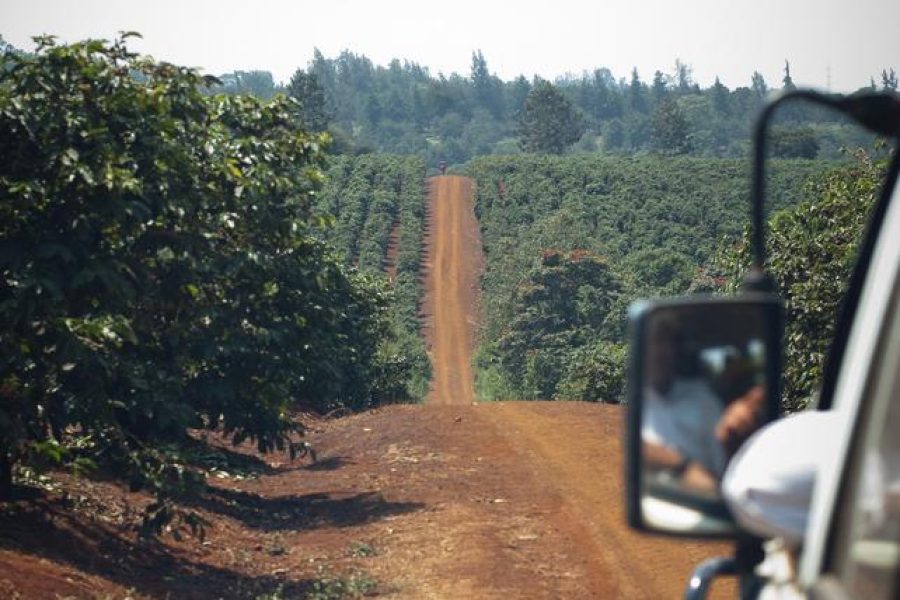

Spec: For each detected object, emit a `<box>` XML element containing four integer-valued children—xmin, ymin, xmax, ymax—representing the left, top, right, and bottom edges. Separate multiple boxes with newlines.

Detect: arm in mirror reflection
<box><xmin>716</xmin><ymin>383</ymin><xmax>766</xmax><ymax>456</ymax></box>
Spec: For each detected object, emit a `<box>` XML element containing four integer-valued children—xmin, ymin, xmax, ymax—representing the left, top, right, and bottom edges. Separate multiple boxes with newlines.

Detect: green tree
<box><xmin>364</xmin><ymin>93</ymin><xmax>383</xmax><ymax>125</ymax></box>
<box><xmin>628</xmin><ymin>67</ymin><xmax>649</xmax><ymax>113</ymax></box>
<box><xmin>262</xmin><ymin>48</ymin><xmax>873</xmax><ymax>161</ymax></box>
<box><xmin>674</xmin><ymin>59</ymin><xmax>694</xmax><ymax>93</ymax></box>
<box><xmin>651</xmin><ymin>70</ymin><xmax>669</xmax><ymax>104</ymax></box>
<box><xmin>217</xmin><ymin>70</ymin><xmax>278</xmax><ymax>99</ymax></box>
<box><xmin>517</xmin><ymin>79</ymin><xmax>585</xmax><ymax>154</ymax></box>
<box><xmin>470</xmin><ymin>50</ymin><xmax>504</xmax><ymax>117</ymax></box>
<box><xmin>593</xmin><ymin>68</ymin><xmax>624</xmax><ymax>120</ymax></box>
<box><xmin>603</xmin><ymin>119</ymin><xmax>626</xmax><ymax>150</ymax></box>
<box><xmin>626</xmin><ymin>248</ymin><xmax>695</xmax><ymax>293</ymax></box>
<box><xmin>769</xmin><ymin>126</ymin><xmax>820</xmax><ymax>158</ymax></box>
<box><xmin>882</xmin><ymin>68</ymin><xmax>898</xmax><ymax>92</ymax></box>
<box><xmin>466</xmin><ymin>154</ymin><xmax>831</xmax><ymax>403</ymax></box>
<box><xmin>286</xmin><ymin>69</ymin><xmax>332</xmax><ymax>131</ymax></box>
<box><xmin>651</xmin><ymin>98</ymin><xmax>692</xmax><ymax>154</ymax></box>
<box><xmin>711</xmin><ymin>76</ymin><xmax>731</xmax><ymax>115</ymax></box>
<box><xmin>782</xmin><ymin>60</ymin><xmax>797</xmax><ymax>91</ymax></box>
<box><xmin>497</xmin><ymin>249</ymin><xmax>621</xmax><ymax>399</ymax></box>
<box><xmin>556</xmin><ymin>341</ymin><xmax>626</xmax><ymax>402</ymax></box>
<box><xmin>508</xmin><ymin>75</ymin><xmax>532</xmax><ymax>116</ymax></box>
<box><xmin>769</xmin><ymin>156</ymin><xmax>882</xmax><ymax>410</ymax></box>
<box><xmin>751</xmin><ymin>71</ymin><xmax>768</xmax><ymax>101</ymax></box>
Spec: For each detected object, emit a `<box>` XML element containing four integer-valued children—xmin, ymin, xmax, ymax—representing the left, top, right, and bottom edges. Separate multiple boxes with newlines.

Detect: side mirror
<box><xmin>626</xmin><ymin>295</ymin><xmax>782</xmax><ymax>537</ymax></box>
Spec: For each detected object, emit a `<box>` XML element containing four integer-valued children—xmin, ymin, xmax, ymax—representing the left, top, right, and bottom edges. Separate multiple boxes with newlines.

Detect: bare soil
<box><xmin>0</xmin><ymin>175</ymin><xmax>734</xmax><ymax>599</ymax></box>
<box><xmin>421</xmin><ymin>176</ymin><xmax>483</xmax><ymax>405</ymax></box>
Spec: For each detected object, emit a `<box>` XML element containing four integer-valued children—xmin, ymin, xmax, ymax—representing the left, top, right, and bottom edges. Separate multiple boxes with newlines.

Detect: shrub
<box><xmin>0</xmin><ymin>36</ymin><xmax>390</xmax><ymax>516</ymax></box>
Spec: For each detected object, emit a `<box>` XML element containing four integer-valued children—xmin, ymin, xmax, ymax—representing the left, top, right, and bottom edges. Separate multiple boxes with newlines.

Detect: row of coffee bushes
<box><xmin>465</xmin><ymin>154</ymin><xmax>834</xmax><ymax>401</ymax></box>
<box><xmin>318</xmin><ymin>155</ymin><xmax>431</xmax><ymax>401</ymax></box>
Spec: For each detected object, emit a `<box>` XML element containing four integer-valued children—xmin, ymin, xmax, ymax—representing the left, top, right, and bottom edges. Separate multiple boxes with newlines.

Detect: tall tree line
<box><xmin>213</xmin><ymin>51</ymin><xmax>894</xmax><ymax>163</ymax></box>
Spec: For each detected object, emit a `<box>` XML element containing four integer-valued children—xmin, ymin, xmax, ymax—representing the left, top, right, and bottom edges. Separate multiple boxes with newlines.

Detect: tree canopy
<box><xmin>208</xmin><ymin>48</ymin><xmax>891</xmax><ymax>164</ymax></box>
<box><xmin>465</xmin><ymin>154</ymin><xmax>832</xmax><ymax>402</ymax></box>
<box><xmin>517</xmin><ymin>80</ymin><xmax>585</xmax><ymax>154</ymax></box>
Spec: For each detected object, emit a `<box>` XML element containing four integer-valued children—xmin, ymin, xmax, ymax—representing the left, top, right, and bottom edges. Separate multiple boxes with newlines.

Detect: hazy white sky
<box><xmin>2</xmin><ymin>0</ymin><xmax>898</xmax><ymax>91</ymax></box>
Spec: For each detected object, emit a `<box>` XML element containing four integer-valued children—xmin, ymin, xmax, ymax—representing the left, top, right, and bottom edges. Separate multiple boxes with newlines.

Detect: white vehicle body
<box><xmin>792</xmin><ymin>166</ymin><xmax>900</xmax><ymax>596</ymax></box>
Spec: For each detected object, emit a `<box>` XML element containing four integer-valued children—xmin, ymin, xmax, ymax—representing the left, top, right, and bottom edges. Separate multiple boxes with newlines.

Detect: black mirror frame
<box><xmin>625</xmin><ymin>293</ymin><xmax>783</xmax><ymax>539</ymax></box>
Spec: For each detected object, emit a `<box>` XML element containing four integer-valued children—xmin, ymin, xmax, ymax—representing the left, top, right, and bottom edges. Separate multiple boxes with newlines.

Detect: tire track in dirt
<box><xmin>481</xmin><ymin>402</ymin><xmax>736</xmax><ymax>599</ymax></box>
<box><xmin>297</xmin><ymin>402</ymin><xmax>733</xmax><ymax>599</ymax></box>
<box><xmin>421</xmin><ymin>176</ymin><xmax>482</xmax><ymax>405</ymax></box>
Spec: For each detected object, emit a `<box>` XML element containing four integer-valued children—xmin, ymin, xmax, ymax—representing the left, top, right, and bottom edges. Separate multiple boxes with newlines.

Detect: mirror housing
<box><xmin>626</xmin><ymin>294</ymin><xmax>783</xmax><ymax>538</ymax></box>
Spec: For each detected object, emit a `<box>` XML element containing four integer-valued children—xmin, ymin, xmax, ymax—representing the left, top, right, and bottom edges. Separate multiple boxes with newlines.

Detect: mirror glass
<box><xmin>633</xmin><ymin>300</ymin><xmax>778</xmax><ymax>535</ymax></box>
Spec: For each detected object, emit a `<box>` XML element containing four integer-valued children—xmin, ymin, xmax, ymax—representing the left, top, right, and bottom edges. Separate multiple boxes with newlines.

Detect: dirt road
<box><xmin>300</xmin><ymin>401</ymin><xmax>735</xmax><ymax>599</ymax></box>
<box><xmin>422</xmin><ymin>176</ymin><xmax>482</xmax><ymax>405</ymax></box>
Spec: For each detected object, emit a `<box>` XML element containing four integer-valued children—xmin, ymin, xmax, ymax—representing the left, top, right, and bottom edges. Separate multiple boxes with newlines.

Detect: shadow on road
<box><xmin>303</xmin><ymin>456</ymin><xmax>355</xmax><ymax>471</ymax></box>
<box><xmin>0</xmin><ymin>501</ymin><xmax>324</xmax><ymax>599</ymax></box>
<box><xmin>190</xmin><ymin>487</ymin><xmax>424</xmax><ymax>532</ymax></box>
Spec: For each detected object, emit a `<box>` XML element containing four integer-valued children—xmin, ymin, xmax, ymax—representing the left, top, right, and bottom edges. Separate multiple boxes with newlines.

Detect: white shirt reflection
<box><xmin>643</xmin><ymin>379</ymin><xmax>727</xmax><ymax>477</ymax></box>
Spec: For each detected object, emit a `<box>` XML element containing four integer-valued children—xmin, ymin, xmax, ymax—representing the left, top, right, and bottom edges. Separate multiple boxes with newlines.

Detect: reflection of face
<box><xmin>647</xmin><ymin>320</ymin><xmax>677</xmax><ymax>394</ymax></box>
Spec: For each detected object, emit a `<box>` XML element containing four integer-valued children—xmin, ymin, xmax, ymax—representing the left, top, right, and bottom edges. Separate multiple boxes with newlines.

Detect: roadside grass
<box><xmin>252</xmin><ymin>568</ymin><xmax>379</xmax><ymax>600</ymax></box>
<box><xmin>348</xmin><ymin>540</ymin><xmax>377</xmax><ymax>558</ymax></box>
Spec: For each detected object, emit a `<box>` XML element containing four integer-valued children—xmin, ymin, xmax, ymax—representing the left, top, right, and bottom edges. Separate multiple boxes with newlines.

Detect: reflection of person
<box><xmin>642</xmin><ymin>317</ymin><xmax>726</xmax><ymax>493</ymax></box>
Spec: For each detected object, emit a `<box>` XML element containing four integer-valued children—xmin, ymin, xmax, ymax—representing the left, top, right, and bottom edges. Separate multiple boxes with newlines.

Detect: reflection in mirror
<box><xmin>642</xmin><ymin>495</ymin><xmax>736</xmax><ymax>535</ymax></box>
<box><xmin>637</xmin><ymin>302</ymin><xmax>775</xmax><ymax>535</ymax></box>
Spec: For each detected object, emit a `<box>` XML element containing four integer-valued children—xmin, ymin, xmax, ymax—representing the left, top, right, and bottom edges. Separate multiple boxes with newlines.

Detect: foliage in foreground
<box><xmin>0</xmin><ymin>36</ymin><xmax>397</xmax><ymax>525</ymax></box>
<box><xmin>702</xmin><ymin>150</ymin><xmax>889</xmax><ymax>411</ymax></box>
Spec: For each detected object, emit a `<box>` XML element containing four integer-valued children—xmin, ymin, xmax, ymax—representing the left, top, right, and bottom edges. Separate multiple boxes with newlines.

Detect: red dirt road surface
<box><xmin>422</xmin><ymin>175</ymin><xmax>483</xmax><ymax>405</ymax></box>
